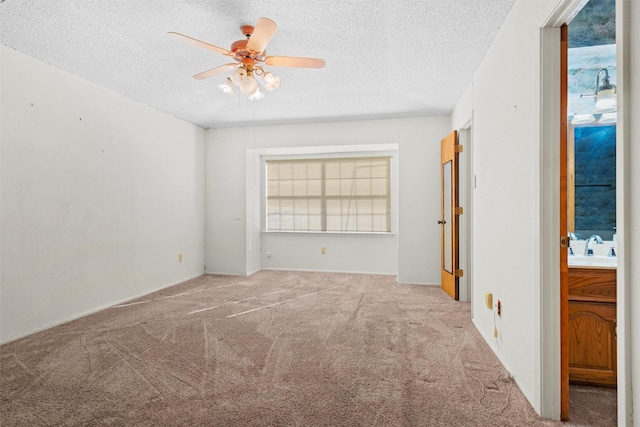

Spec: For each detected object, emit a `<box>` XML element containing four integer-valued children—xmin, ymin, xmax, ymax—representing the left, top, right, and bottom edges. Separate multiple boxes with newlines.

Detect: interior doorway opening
<box><xmin>458</xmin><ymin>124</ymin><xmax>472</xmax><ymax>305</ymax></box>
<box><xmin>562</xmin><ymin>0</ymin><xmax>618</xmax><ymax>423</ymax></box>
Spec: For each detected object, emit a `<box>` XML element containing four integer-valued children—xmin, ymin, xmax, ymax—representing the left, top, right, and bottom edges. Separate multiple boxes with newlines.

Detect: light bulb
<box><xmin>248</xmin><ymin>88</ymin><xmax>264</xmax><ymax>100</ymax></box>
<box><xmin>229</xmin><ymin>68</ymin><xmax>246</xmax><ymax>86</ymax></box>
<box><xmin>217</xmin><ymin>78</ymin><xmax>234</xmax><ymax>95</ymax></box>
<box><xmin>239</xmin><ymin>75</ymin><xmax>258</xmax><ymax>96</ymax></box>
<box><xmin>263</xmin><ymin>73</ymin><xmax>280</xmax><ymax>91</ymax></box>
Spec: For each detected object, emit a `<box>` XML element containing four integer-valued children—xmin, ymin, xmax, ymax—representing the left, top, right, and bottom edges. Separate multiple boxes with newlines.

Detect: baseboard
<box><xmin>205</xmin><ymin>268</ymin><xmax>397</xmax><ymax>279</ymax></box>
<box><xmin>470</xmin><ymin>317</ymin><xmax>537</xmax><ymax>411</ymax></box>
<box><xmin>0</xmin><ymin>273</ymin><xmax>204</xmax><ymax>345</ymax></box>
<box><xmin>204</xmin><ymin>270</ymin><xmax>248</xmax><ymax>276</ymax></box>
<box><xmin>246</xmin><ymin>267</ymin><xmax>262</xmax><ymax>276</ymax></box>
<box><xmin>259</xmin><ymin>267</ymin><xmax>396</xmax><ymax>276</ymax></box>
<box><xmin>398</xmin><ymin>281</ymin><xmax>440</xmax><ymax>286</ymax></box>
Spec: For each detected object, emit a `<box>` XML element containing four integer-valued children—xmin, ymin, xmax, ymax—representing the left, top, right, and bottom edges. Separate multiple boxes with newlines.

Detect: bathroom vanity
<box><xmin>568</xmin><ymin>256</ymin><xmax>617</xmax><ymax>387</ymax></box>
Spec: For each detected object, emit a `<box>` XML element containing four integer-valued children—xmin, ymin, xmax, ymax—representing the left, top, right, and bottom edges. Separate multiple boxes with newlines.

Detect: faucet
<box><xmin>567</xmin><ymin>232</ymin><xmax>577</xmax><ymax>256</ymax></box>
<box><xmin>583</xmin><ymin>235</ymin><xmax>603</xmax><ymax>256</ymax></box>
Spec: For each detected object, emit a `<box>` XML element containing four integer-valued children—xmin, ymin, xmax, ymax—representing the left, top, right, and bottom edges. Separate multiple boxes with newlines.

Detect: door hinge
<box><xmin>455</xmin><ymin>269</ymin><xmax>464</xmax><ymax>277</ymax></box>
<box><xmin>454</xmin><ymin>207</ymin><xmax>464</xmax><ymax>215</ymax></box>
<box><xmin>455</xmin><ymin>145</ymin><xmax>464</xmax><ymax>153</ymax></box>
<box><xmin>560</xmin><ymin>235</ymin><xmax>571</xmax><ymax>248</ymax></box>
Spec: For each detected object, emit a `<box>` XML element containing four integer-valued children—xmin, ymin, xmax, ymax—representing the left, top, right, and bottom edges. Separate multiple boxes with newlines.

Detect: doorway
<box><xmin>439</xmin><ymin>130</ymin><xmax>459</xmax><ymax>300</ymax></box>
<box><xmin>561</xmin><ymin>0</ymin><xmax>618</xmax><ymax>422</ymax></box>
<box><xmin>439</xmin><ymin>127</ymin><xmax>472</xmax><ymax>305</ymax></box>
<box><xmin>458</xmin><ymin>126</ymin><xmax>472</xmax><ymax>304</ymax></box>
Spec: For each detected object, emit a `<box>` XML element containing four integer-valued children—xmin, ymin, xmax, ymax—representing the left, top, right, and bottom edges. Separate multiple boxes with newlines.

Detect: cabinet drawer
<box><xmin>568</xmin><ymin>268</ymin><xmax>616</xmax><ymax>303</ymax></box>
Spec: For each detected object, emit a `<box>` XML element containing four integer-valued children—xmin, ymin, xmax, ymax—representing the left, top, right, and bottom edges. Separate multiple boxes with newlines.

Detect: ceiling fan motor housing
<box><xmin>231</xmin><ymin>25</ymin><xmax>265</xmax><ymax>61</ymax></box>
<box><xmin>231</xmin><ymin>39</ymin><xmax>249</xmax><ymax>53</ymax></box>
<box><xmin>240</xmin><ymin>25</ymin><xmax>254</xmax><ymax>37</ymax></box>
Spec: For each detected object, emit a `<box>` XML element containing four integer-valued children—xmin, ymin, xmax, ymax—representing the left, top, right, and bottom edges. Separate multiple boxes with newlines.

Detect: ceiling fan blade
<box><xmin>168</xmin><ymin>32</ymin><xmax>232</xmax><ymax>56</ymax></box>
<box><xmin>246</xmin><ymin>18</ymin><xmax>278</xmax><ymax>54</ymax></box>
<box><xmin>265</xmin><ymin>56</ymin><xmax>326</xmax><ymax>68</ymax></box>
<box><xmin>193</xmin><ymin>63</ymin><xmax>238</xmax><ymax>80</ymax></box>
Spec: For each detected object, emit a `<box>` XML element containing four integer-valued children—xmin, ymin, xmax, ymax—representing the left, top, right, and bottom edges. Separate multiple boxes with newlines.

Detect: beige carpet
<box><xmin>570</xmin><ymin>384</ymin><xmax>617</xmax><ymax>426</ymax></box>
<box><xmin>0</xmin><ymin>271</ymin><xmax>612</xmax><ymax>426</ymax></box>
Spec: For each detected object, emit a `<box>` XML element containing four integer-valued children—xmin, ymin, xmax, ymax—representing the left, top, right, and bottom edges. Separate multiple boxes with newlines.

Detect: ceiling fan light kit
<box><xmin>169</xmin><ymin>18</ymin><xmax>325</xmax><ymax>100</ymax></box>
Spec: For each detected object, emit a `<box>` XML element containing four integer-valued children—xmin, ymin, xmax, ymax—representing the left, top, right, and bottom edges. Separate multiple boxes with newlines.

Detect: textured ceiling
<box><xmin>0</xmin><ymin>0</ymin><xmax>515</xmax><ymax>129</ymax></box>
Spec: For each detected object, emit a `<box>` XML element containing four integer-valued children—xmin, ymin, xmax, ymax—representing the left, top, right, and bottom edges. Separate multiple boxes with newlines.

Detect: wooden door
<box><xmin>440</xmin><ymin>131</ymin><xmax>459</xmax><ymax>300</ymax></box>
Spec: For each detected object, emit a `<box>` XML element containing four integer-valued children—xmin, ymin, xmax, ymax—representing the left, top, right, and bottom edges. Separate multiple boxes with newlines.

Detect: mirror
<box><xmin>569</xmin><ymin>124</ymin><xmax>616</xmax><ymax>240</ymax></box>
<box><xmin>443</xmin><ymin>160</ymin><xmax>452</xmax><ymax>273</ymax></box>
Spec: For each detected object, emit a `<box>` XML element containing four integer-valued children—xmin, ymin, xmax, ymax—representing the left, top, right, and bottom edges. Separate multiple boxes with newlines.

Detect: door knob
<box><xmin>438</xmin><ymin>220</ymin><xmax>446</xmax><ymax>224</ymax></box>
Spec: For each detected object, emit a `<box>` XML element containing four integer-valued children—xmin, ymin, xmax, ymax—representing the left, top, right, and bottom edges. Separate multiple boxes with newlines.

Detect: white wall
<box><xmin>451</xmin><ymin>0</ymin><xmax>556</xmax><ymax>414</ymax></box>
<box><xmin>0</xmin><ymin>45</ymin><xmax>206</xmax><ymax>342</ymax></box>
<box><xmin>204</xmin><ymin>127</ymin><xmax>248</xmax><ymax>275</ymax></box>
<box><xmin>205</xmin><ymin>117</ymin><xmax>450</xmax><ymax>283</ymax></box>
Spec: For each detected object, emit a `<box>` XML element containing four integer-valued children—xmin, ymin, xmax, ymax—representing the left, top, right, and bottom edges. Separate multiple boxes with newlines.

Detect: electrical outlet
<box><xmin>485</xmin><ymin>292</ymin><xmax>493</xmax><ymax>310</ymax></box>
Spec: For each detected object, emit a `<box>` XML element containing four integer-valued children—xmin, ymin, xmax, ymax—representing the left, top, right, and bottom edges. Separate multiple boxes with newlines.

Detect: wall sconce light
<box><xmin>581</xmin><ymin>68</ymin><xmax>617</xmax><ymax>114</ymax></box>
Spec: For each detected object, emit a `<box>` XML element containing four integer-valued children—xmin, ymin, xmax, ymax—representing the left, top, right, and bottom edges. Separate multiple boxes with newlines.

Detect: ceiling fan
<box><xmin>169</xmin><ymin>18</ymin><xmax>326</xmax><ymax>99</ymax></box>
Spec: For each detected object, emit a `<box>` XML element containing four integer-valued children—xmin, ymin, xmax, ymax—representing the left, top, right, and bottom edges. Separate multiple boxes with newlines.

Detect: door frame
<box><xmin>440</xmin><ymin>125</ymin><xmax>472</xmax><ymax>304</ymax></box>
<box><xmin>539</xmin><ymin>0</ymin><xmax>630</xmax><ymax>422</ymax></box>
<box><xmin>458</xmin><ymin>124</ymin><xmax>473</xmax><ymax>304</ymax></box>
<box><xmin>559</xmin><ymin>23</ymin><xmax>569</xmax><ymax>420</ymax></box>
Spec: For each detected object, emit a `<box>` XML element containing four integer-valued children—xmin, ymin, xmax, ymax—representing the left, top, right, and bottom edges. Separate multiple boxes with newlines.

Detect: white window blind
<box><xmin>266</xmin><ymin>156</ymin><xmax>391</xmax><ymax>233</ymax></box>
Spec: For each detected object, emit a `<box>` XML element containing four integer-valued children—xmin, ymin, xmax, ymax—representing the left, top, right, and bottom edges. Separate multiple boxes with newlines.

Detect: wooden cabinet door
<box><xmin>568</xmin><ymin>301</ymin><xmax>617</xmax><ymax>387</ymax></box>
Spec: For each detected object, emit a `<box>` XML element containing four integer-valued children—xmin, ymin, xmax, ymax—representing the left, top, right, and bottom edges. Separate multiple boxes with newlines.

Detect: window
<box><xmin>266</xmin><ymin>156</ymin><xmax>391</xmax><ymax>233</ymax></box>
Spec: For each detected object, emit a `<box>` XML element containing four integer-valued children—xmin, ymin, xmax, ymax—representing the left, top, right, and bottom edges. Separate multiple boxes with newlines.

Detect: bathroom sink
<box><xmin>568</xmin><ymin>255</ymin><xmax>617</xmax><ymax>268</ymax></box>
